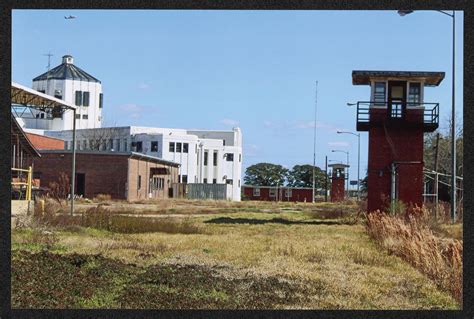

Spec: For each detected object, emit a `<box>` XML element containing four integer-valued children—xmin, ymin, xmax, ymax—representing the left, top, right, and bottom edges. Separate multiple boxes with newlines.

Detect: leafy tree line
<box><xmin>243</xmin><ymin>163</ymin><xmax>328</xmax><ymax>188</ymax></box>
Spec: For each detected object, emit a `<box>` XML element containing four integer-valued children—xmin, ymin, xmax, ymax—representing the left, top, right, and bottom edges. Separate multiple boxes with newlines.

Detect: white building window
<box><xmin>226</xmin><ymin>153</ymin><xmax>234</xmax><ymax>162</ymax></box>
<box><xmin>253</xmin><ymin>188</ymin><xmax>260</xmax><ymax>196</ymax></box>
<box><xmin>169</xmin><ymin>142</ymin><xmax>175</xmax><ymax>152</ymax></box>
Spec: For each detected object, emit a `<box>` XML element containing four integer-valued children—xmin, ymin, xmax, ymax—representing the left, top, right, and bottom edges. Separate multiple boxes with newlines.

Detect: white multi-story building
<box><xmin>44</xmin><ymin>126</ymin><xmax>243</xmax><ymax>201</ymax></box>
<box><xmin>19</xmin><ymin>55</ymin><xmax>103</xmax><ymax>131</ymax></box>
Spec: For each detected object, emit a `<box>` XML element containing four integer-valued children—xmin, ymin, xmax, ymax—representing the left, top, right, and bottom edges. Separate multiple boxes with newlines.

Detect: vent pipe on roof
<box><xmin>62</xmin><ymin>55</ymin><xmax>74</xmax><ymax>64</ymax></box>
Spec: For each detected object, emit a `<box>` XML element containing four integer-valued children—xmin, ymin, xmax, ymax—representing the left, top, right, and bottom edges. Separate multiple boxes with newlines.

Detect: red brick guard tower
<box><xmin>352</xmin><ymin>71</ymin><xmax>444</xmax><ymax>213</ymax></box>
<box><xmin>329</xmin><ymin>163</ymin><xmax>349</xmax><ymax>202</ymax></box>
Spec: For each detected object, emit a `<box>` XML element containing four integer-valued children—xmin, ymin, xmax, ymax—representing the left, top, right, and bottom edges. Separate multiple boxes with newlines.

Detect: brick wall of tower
<box><xmin>367</xmin><ymin>108</ymin><xmax>425</xmax><ymax>213</ymax></box>
<box><xmin>330</xmin><ymin>177</ymin><xmax>345</xmax><ymax>202</ymax></box>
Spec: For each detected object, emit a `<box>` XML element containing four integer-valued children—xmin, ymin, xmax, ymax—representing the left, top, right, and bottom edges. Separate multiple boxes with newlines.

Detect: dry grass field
<box><xmin>11</xmin><ymin>199</ymin><xmax>460</xmax><ymax>309</ymax></box>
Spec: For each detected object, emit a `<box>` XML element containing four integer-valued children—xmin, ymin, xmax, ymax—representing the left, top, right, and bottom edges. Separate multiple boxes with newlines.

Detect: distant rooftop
<box><xmin>352</xmin><ymin>70</ymin><xmax>445</xmax><ymax>87</ymax></box>
<box><xmin>33</xmin><ymin>55</ymin><xmax>101</xmax><ymax>83</ymax></box>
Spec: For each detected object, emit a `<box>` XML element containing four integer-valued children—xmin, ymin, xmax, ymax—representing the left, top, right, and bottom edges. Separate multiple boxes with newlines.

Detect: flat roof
<box><xmin>11</xmin><ymin>82</ymin><xmax>76</xmax><ymax>110</ymax></box>
<box><xmin>352</xmin><ymin>70</ymin><xmax>445</xmax><ymax>86</ymax></box>
<box><xmin>39</xmin><ymin>150</ymin><xmax>180</xmax><ymax>167</ymax></box>
<box><xmin>328</xmin><ymin>163</ymin><xmax>350</xmax><ymax>168</ymax></box>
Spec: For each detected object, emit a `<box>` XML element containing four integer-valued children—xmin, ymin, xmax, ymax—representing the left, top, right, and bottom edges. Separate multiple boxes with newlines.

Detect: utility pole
<box><xmin>312</xmin><ymin>81</ymin><xmax>318</xmax><ymax>203</ymax></box>
<box><xmin>434</xmin><ymin>133</ymin><xmax>440</xmax><ymax>218</ymax></box>
<box><xmin>325</xmin><ymin>155</ymin><xmax>328</xmax><ymax>202</ymax></box>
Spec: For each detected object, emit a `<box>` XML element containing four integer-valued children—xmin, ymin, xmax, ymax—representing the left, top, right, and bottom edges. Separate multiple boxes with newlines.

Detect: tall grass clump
<box><xmin>366</xmin><ymin>208</ymin><xmax>462</xmax><ymax>305</ymax></box>
<box><xmin>32</xmin><ymin>203</ymin><xmax>206</xmax><ymax>235</ymax></box>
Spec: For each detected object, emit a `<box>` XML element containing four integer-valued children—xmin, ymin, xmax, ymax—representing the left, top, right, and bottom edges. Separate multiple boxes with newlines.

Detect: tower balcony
<box><xmin>356</xmin><ymin>101</ymin><xmax>439</xmax><ymax>132</ymax></box>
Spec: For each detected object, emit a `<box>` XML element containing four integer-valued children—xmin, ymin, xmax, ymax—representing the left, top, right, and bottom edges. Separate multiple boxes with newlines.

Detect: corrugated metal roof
<box><xmin>11</xmin><ymin>114</ymin><xmax>41</xmax><ymax>158</ymax></box>
<box><xmin>352</xmin><ymin>70</ymin><xmax>445</xmax><ymax>86</ymax></box>
<box><xmin>33</xmin><ymin>61</ymin><xmax>100</xmax><ymax>83</ymax></box>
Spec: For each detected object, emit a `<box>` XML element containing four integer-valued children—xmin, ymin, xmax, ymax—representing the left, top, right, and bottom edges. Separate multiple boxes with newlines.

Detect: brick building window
<box><xmin>116</xmin><ymin>139</ymin><xmax>121</xmax><ymax>152</ymax></box>
<box><xmin>123</xmin><ymin>139</ymin><xmax>128</xmax><ymax>152</ymax></box>
<box><xmin>284</xmin><ymin>189</ymin><xmax>292</xmax><ymax>197</ymax></box>
<box><xmin>138</xmin><ymin>175</ymin><xmax>142</xmax><ymax>190</ymax></box>
<box><xmin>269</xmin><ymin>188</ymin><xmax>276</xmax><ymax>197</ymax></box>
<box><xmin>253</xmin><ymin>188</ymin><xmax>260</xmax><ymax>196</ymax></box>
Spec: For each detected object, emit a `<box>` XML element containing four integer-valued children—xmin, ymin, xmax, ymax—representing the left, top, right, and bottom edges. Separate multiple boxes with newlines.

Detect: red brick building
<box><xmin>353</xmin><ymin>70</ymin><xmax>444</xmax><ymax>212</ymax></box>
<box><xmin>329</xmin><ymin>163</ymin><xmax>348</xmax><ymax>202</ymax></box>
<box><xmin>34</xmin><ymin>150</ymin><xmax>179</xmax><ymax>201</ymax></box>
<box><xmin>242</xmin><ymin>185</ymin><xmax>314</xmax><ymax>202</ymax></box>
<box><xmin>26</xmin><ymin>132</ymin><xmax>65</xmax><ymax>150</ymax></box>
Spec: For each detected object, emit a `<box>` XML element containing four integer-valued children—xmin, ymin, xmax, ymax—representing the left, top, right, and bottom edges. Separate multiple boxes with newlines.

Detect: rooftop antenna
<box><xmin>312</xmin><ymin>80</ymin><xmax>318</xmax><ymax>203</ymax></box>
<box><xmin>43</xmin><ymin>52</ymin><xmax>53</xmax><ymax>94</ymax></box>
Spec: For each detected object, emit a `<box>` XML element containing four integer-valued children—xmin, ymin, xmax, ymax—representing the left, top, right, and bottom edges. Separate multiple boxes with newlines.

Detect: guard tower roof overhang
<box><xmin>352</xmin><ymin>70</ymin><xmax>445</xmax><ymax>87</ymax></box>
<box><xmin>11</xmin><ymin>82</ymin><xmax>76</xmax><ymax>111</ymax></box>
<box><xmin>328</xmin><ymin>163</ymin><xmax>350</xmax><ymax>169</ymax></box>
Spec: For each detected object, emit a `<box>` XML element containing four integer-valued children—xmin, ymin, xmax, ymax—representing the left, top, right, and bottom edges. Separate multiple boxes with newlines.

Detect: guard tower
<box><xmin>329</xmin><ymin>163</ymin><xmax>349</xmax><ymax>202</ymax></box>
<box><xmin>352</xmin><ymin>70</ymin><xmax>445</xmax><ymax>213</ymax></box>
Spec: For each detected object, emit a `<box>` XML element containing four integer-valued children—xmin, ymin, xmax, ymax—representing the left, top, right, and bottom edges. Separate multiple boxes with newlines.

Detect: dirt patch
<box><xmin>12</xmin><ymin>250</ymin><xmax>314</xmax><ymax>309</ymax></box>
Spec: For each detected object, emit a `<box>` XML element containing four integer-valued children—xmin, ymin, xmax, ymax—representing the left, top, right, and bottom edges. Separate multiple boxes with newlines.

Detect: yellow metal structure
<box><xmin>11</xmin><ymin>166</ymin><xmax>32</xmax><ymax>201</ymax></box>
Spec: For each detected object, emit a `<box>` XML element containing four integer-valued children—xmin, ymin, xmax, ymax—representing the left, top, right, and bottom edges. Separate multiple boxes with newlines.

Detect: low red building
<box><xmin>242</xmin><ymin>185</ymin><xmax>314</xmax><ymax>202</ymax></box>
<box><xmin>34</xmin><ymin>150</ymin><xmax>180</xmax><ymax>201</ymax></box>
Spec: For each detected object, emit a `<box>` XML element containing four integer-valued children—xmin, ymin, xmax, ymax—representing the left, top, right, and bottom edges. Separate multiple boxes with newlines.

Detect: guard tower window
<box><xmin>408</xmin><ymin>82</ymin><xmax>421</xmax><ymax>106</ymax></box>
<box><xmin>203</xmin><ymin>178</ymin><xmax>208</xmax><ymax>184</ymax></box>
<box><xmin>176</xmin><ymin>142</ymin><xmax>182</xmax><ymax>153</ymax></box>
<box><xmin>204</xmin><ymin>151</ymin><xmax>209</xmax><ymax>166</ymax></box>
<box><xmin>75</xmin><ymin>91</ymin><xmax>82</xmax><ymax>106</ymax></box>
<box><xmin>169</xmin><ymin>142</ymin><xmax>175</xmax><ymax>152</ymax></box>
<box><xmin>226</xmin><ymin>153</ymin><xmax>234</xmax><ymax>162</ymax></box>
<box><xmin>99</xmin><ymin>93</ymin><xmax>103</xmax><ymax>108</ymax></box>
<box><xmin>151</xmin><ymin>141</ymin><xmax>158</xmax><ymax>152</ymax></box>
<box><xmin>83</xmin><ymin>92</ymin><xmax>90</xmax><ymax>107</ymax></box>
<box><xmin>183</xmin><ymin>143</ymin><xmax>189</xmax><ymax>153</ymax></box>
<box><xmin>373</xmin><ymin>82</ymin><xmax>386</xmax><ymax>105</ymax></box>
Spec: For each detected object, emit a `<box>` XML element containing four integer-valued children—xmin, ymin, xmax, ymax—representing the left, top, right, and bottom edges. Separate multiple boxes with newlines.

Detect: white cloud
<box><xmin>220</xmin><ymin>118</ymin><xmax>239</xmax><ymax>126</ymax></box>
<box><xmin>119</xmin><ymin>104</ymin><xmax>143</xmax><ymax>119</ymax></box>
<box><xmin>138</xmin><ymin>83</ymin><xmax>150</xmax><ymax>90</ymax></box>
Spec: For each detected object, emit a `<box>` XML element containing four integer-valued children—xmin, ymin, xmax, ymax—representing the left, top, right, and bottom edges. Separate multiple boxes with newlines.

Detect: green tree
<box><xmin>287</xmin><ymin>164</ymin><xmax>327</xmax><ymax>188</ymax></box>
<box><xmin>243</xmin><ymin>163</ymin><xmax>289</xmax><ymax>186</ymax></box>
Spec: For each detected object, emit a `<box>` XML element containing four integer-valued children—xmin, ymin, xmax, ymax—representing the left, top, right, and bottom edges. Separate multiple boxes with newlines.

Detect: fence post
<box><xmin>27</xmin><ymin>166</ymin><xmax>32</xmax><ymax>201</ymax></box>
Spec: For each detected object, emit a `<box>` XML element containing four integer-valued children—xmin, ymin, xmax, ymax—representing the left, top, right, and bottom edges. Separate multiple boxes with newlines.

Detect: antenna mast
<box><xmin>43</xmin><ymin>52</ymin><xmax>53</xmax><ymax>93</ymax></box>
<box><xmin>312</xmin><ymin>81</ymin><xmax>318</xmax><ymax>203</ymax></box>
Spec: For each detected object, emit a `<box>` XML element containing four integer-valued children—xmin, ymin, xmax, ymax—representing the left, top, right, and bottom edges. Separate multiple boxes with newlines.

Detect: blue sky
<box><xmin>12</xmin><ymin>10</ymin><xmax>463</xmax><ymax>184</ymax></box>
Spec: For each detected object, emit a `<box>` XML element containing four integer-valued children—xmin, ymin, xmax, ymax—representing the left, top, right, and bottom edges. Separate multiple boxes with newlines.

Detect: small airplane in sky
<box><xmin>64</xmin><ymin>15</ymin><xmax>76</xmax><ymax>20</ymax></box>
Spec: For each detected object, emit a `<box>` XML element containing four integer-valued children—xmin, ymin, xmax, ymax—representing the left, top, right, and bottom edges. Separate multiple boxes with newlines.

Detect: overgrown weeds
<box><xmin>366</xmin><ymin>208</ymin><xmax>462</xmax><ymax>305</ymax></box>
<box><xmin>33</xmin><ymin>203</ymin><xmax>207</xmax><ymax>235</ymax></box>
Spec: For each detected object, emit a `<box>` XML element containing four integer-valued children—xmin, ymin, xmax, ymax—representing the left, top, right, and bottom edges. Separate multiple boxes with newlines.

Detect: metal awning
<box><xmin>352</xmin><ymin>70</ymin><xmax>445</xmax><ymax>87</ymax></box>
<box><xmin>11</xmin><ymin>82</ymin><xmax>76</xmax><ymax>111</ymax></box>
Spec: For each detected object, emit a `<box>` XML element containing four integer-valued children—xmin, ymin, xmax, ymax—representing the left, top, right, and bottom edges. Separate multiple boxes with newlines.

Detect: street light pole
<box><xmin>398</xmin><ymin>9</ymin><xmax>457</xmax><ymax>223</ymax></box>
<box><xmin>337</xmin><ymin>131</ymin><xmax>361</xmax><ymax>200</ymax></box>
